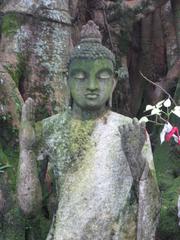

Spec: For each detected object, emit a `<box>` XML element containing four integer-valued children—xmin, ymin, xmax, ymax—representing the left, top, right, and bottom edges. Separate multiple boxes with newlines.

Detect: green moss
<box><xmin>13</xmin><ymin>94</ymin><xmax>22</xmax><ymax>116</ymax></box>
<box><xmin>42</xmin><ymin>111</ymin><xmax>96</xmax><ymax>181</ymax></box>
<box><xmin>2</xmin><ymin>146</ymin><xmax>19</xmax><ymax>191</ymax></box>
<box><xmin>25</xmin><ymin>213</ymin><xmax>51</xmax><ymax>240</ymax></box>
<box><xmin>0</xmin><ymin>146</ymin><xmax>11</xmax><ymax>173</ymax></box>
<box><xmin>2</xmin><ymin>207</ymin><xmax>25</xmax><ymax>240</ymax></box>
<box><xmin>35</xmin><ymin>121</ymin><xmax>43</xmax><ymax>140</ymax></box>
<box><xmin>69</xmin><ymin>119</ymin><xmax>95</xmax><ymax>161</ymax></box>
<box><xmin>2</xmin><ymin>13</ymin><xmax>20</xmax><ymax>37</ymax></box>
<box><xmin>154</xmin><ymin>143</ymin><xmax>180</xmax><ymax>239</ymax></box>
<box><xmin>4</xmin><ymin>53</ymin><xmax>26</xmax><ymax>87</ymax></box>
<box><xmin>0</xmin><ymin>142</ymin><xmax>25</xmax><ymax>240</ymax></box>
<box><xmin>36</xmin><ymin>103</ymin><xmax>50</xmax><ymax>120</ymax></box>
<box><xmin>0</xmin><ymin>145</ymin><xmax>9</xmax><ymax>164</ymax></box>
<box><xmin>0</xmin><ymin>125</ymin><xmax>19</xmax><ymax>190</ymax></box>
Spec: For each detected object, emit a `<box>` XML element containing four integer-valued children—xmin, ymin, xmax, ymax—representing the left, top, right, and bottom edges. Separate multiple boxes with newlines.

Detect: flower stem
<box><xmin>139</xmin><ymin>71</ymin><xmax>177</xmax><ymax>106</ymax></box>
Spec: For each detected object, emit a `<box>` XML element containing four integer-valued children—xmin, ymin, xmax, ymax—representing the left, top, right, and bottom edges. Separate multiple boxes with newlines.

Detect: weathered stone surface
<box><xmin>0</xmin><ymin>64</ymin><xmax>23</xmax><ymax>127</ymax></box>
<box><xmin>0</xmin><ymin>0</ymin><xmax>72</xmax><ymax>119</ymax></box>
<box><xmin>18</xmin><ymin>18</ymin><xmax>71</xmax><ymax>118</ymax></box>
<box><xmin>1</xmin><ymin>0</ymin><xmax>71</xmax><ymax>24</ymax></box>
<box><xmin>39</xmin><ymin>110</ymin><xmax>160</xmax><ymax>240</ymax></box>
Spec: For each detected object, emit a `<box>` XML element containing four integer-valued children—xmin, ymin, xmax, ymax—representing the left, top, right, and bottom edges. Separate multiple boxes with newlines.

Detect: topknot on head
<box><xmin>68</xmin><ymin>20</ymin><xmax>115</xmax><ymax>66</ymax></box>
<box><xmin>80</xmin><ymin>20</ymin><xmax>102</xmax><ymax>43</ymax></box>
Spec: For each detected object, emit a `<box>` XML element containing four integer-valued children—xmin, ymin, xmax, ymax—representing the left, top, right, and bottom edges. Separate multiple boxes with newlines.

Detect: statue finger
<box><xmin>27</xmin><ymin>98</ymin><xmax>35</xmax><ymax>121</ymax></box>
<box><xmin>140</xmin><ymin>121</ymin><xmax>146</xmax><ymax>130</ymax></box>
<box><xmin>139</xmin><ymin>121</ymin><xmax>146</xmax><ymax>135</ymax></box>
<box><xmin>27</xmin><ymin>98</ymin><xmax>34</xmax><ymax>111</ymax></box>
<box><xmin>140</xmin><ymin>127</ymin><xmax>146</xmax><ymax>144</ymax></box>
<box><xmin>30</xmin><ymin>99</ymin><xmax>35</xmax><ymax>121</ymax></box>
<box><xmin>21</xmin><ymin>98</ymin><xmax>35</xmax><ymax>122</ymax></box>
<box><xmin>132</xmin><ymin>118</ymin><xmax>139</xmax><ymax>128</ymax></box>
<box><xmin>128</xmin><ymin>122</ymin><xmax>135</xmax><ymax>135</ymax></box>
<box><xmin>21</xmin><ymin>102</ymin><xmax>27</xmax><ymax>121</ymax></box>
<box><xmin>124</xmin><ymin>124</ymin><xmax>129</xmax><ymax>134</ymax></box>
<box><xmin>119</xmin><ymin>125</ymin><xmax>123</xmax><ymax>134</ymax></box>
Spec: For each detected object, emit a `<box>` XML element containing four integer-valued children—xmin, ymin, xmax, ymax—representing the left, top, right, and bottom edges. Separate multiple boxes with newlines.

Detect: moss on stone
<box><xmin>24</xmin><ymin>213</ymin><xmax>51</xmax><ymax>240</ymax></box>
<box><xmin>2</xmin><ymin>146</ymin><xmax>19</xmax><ymax>191</ymax></box>
<box><xmin>2</xmin><ymin>13</ymin><xmax>20</xmax><ymax>37</ymax></box>
<box><xmin>0</xmin><ymin>145</ymin><xmax>9</xmax><ymax>164</ymax></box>
<box><xmin>68</xmin><ymin>119</ymin><xmax>95</xmax><ymax>161</ymax></box>
<box><xmin>41</xmin><ymin>110</ymin><xmax>96</xmax><ymax>185</ymax></box>
<box><xmin>2</xmin><ymin>206</ymin><xmax>25</xmax><ymax>240</ymax></box>
<box><xmin>0</xmin><ymin>142</ymin><xmax>25</xmax><ymax>240</ymax></box>
<box><xmin>0</xmin><ymin>123</ymin><xmax>19</xmax><ymax>191</ymax></box>
<box><xmin>35</xmin><ymin>121</ymin><xmax>43</xmax><ymax>140</ymax></box>
<box><xmin>4</xmin><ymin>53</ymin><xmax>26</xmax><ymax>87</ymax></box>
<box><xmin>154</xmin><ymin>143</ymin><xmax>180</xmax><ymax>239</ymax></box>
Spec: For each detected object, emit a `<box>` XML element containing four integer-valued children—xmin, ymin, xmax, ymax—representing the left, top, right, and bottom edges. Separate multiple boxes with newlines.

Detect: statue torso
<box><xmin>40</xmin><ymin>110</ymin><xmax>138</xmax><ymax>240</ymax></box>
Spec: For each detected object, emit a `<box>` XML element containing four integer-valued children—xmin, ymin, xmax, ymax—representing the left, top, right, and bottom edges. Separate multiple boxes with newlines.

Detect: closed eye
<box><xmin>98</xmin><ymin>71</ymin><xmax>111</xmax><ymax>80</ymax></box>
<box><xmin>74</xmin><ymin>72</ymin><xmax>86</xmax><ymax>80</ymax></box>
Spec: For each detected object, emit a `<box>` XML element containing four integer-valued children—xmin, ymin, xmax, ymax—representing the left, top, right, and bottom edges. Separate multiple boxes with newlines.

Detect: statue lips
<box><xmin>85</xmin><ymin>93</ymin><xmax>99</xmax><ymax>100</ymax></box>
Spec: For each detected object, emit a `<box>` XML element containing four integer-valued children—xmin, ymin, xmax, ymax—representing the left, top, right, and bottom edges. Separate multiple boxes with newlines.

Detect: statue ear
<box><xmin>108</xmin><ymin>78</ymin><xmax>117</xmax><ymax>108</ymax></box>
<box><xmin>112</xmin><ymin>78</ymin><xmax>117</xmax><ymax>93</ymax></box>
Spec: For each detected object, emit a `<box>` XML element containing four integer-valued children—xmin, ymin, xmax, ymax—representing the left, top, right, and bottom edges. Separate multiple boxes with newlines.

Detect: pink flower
<box><xmin>165</xmin><ymin>126</ymin><xmax>180</xmax><ymax>145</ymax></box>
<box><xmin>160</xmin><ymin>122</ymin><xmax>180</xmax><ymax>145</ymax></box>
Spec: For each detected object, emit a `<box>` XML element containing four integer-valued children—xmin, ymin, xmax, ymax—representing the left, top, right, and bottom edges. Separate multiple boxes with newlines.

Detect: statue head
<box><xmin>68</xmin><ymin>20</ymin><xmax>116</xmax><ymax>114</ymax></box>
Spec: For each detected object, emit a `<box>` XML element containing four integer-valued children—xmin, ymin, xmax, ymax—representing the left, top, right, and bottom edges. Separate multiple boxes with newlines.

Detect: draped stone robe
<box><xmin>37</xmin><ymin>110</ymin><xmax>160</xmax><ymax>240</ymax></box>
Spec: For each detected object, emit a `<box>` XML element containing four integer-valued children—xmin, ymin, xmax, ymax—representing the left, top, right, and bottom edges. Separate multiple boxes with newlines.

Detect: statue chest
<box><xmin>45</xmin><ymin>114</ymin><xmax>133</xmax><ymax>193</ymax></box>
<box><xmin>44</xmin><ymin>113</ymin><xmax>138</xmax><ymax>239</ymax></box>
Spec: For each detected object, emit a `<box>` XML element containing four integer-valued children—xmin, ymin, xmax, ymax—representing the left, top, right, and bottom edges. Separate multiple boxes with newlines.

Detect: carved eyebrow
<box><xmin>69</xmin><ymin>69</ymin><xmax>87</xmax><ymax>77</ymax></box>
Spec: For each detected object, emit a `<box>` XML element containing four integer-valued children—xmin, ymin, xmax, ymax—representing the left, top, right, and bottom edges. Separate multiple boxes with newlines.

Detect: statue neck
<box><xmin>72</xmin><ymin>103</ymin><xmax>109</xmax><ymax>120</ymax></box>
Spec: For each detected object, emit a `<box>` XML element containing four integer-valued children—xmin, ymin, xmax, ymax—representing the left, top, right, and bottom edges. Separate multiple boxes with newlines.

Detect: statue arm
<box><xmin>137</xmin><ymin>135</ymin><xmax>160</xmax><ymax>240</ymax></box>
<box><xmin>17</xmin><ymin>98</ymin><xmax>42</xmax><ymax>217</ymax></box>
<box><xmin>119</xmin><ymin>118</ymin><xmax>160</xmax><ymax>239</ymax></box>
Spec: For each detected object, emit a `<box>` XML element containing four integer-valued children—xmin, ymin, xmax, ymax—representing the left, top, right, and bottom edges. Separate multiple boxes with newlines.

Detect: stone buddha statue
<box><xmin>17</xmin><ymin>20</ymin><xmax>160</xmax><ymax>240</ymax></box>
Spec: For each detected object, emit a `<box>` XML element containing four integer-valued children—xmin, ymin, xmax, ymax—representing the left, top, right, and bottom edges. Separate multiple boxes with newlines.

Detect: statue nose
<box><xmin>87</xmin><ymin>78</ymin><xmax>99</xmax><ymax>91</ymax></box>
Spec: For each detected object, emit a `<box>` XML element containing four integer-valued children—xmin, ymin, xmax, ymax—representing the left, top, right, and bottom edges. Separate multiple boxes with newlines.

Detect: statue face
<box><xmin>68</xmin><ymin>59</ymin><xmax>114</xmax><ymax>111</ymax></box>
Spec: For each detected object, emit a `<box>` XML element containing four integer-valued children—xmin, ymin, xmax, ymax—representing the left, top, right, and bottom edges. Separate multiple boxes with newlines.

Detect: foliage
<box><xmin>154</xmin><ymin>143</ymin><xmax>180</xmax><ymax>240</ymax></box>
<box><xmin>140</xmin><ymin>98</ymin><xmax>180</xmax><ymax>145</ymax></box>
<box><xmin>139</xmin><ymin>71</ymin><xmax>180</xmax><ymax>145</ymax></box>
<box><xmin>0</xmin><ymin>145</ymin><xmax>10</xmax><ymax>173</ymax></box>
<box><xmin>0</xmin><ymin>162</ymin><xmax>11</xmax><ymax>173</ymax></box>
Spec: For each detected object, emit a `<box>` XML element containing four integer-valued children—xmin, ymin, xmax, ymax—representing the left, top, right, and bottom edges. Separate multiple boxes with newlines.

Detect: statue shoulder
<box><xmin>108</xmin><ymin>111</ymin><xmax>132</xmax><ymax>126</ymax></box>
<box><xmin>36</xmin><ymin>110</ymin><xmax>70</xmax><ymax>137</ymax></box>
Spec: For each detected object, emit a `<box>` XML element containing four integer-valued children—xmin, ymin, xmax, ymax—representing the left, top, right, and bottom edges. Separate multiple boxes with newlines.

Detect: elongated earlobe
<box><xmin>108</xmin><ymin>78</ymin><xmax>117</xmax><ymax>107</ymax></box>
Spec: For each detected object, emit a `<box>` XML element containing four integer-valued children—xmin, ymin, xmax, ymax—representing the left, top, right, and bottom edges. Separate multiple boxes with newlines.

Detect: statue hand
<box><xmin>20</xmin><ymin>98</ymin><xmax>36</xmax><ymax>150</ymax></box>
<box><xmin>119</xmin><ymin>118</ymin><xmax>146</xmax><ymax>181</ymax></box>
